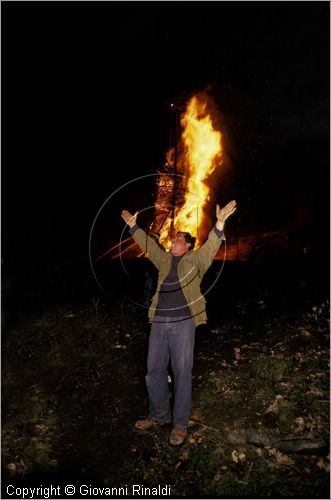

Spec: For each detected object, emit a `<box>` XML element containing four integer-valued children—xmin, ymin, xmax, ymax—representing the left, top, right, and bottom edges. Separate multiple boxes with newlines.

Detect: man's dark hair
<box><xmin>176</xmin><ymin>231</ymin><xmax>196</xmax><ymax>250</ymax></box>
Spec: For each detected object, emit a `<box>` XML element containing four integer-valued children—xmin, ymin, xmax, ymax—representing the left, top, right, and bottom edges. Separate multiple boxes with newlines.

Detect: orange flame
<box><xmin>97</xmin><ymin>93</ymin><xmax>224</xmax><ymax>262</ymax></box>
<box><xmin>156</xmin><ymin>94</ymin><xmax>223</xmax><ymax>249</ymax></box>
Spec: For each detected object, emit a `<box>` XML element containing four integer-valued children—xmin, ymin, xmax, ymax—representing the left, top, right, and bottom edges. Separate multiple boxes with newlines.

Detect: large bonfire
<box><xmin>97</xmin><ymin>92</ymin><xmax>225</xmax><ymax>262</ymax></box>
<box><xmin>150</xmin><ymin>93</ymin><xmax>223</xmax><ymax>249</ymax></box>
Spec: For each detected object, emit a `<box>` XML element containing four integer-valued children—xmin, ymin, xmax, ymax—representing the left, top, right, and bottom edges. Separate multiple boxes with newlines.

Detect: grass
<box><xmin>1</xmin><ymin>297</ymin><xmax>329</xmax><ymax>497</ymax></box>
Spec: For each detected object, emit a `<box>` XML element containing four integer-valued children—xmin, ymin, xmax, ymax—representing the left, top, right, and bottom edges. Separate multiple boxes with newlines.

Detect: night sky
<box><xmin>2</xmin><ymin>2</ymin><xmax>330</xmax><ymax>308</ymax></box>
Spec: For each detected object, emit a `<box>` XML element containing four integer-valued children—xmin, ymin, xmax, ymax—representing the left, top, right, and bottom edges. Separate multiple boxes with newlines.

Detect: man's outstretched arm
<box><xmin>121</xmin><ymin>209</ymin><xmax>167</xmax><ymax>268</ymax></box>
<box><xmin>195</xmin><ymin>200</ymin><xmax>237</xmax><ymax>276</ymax></box>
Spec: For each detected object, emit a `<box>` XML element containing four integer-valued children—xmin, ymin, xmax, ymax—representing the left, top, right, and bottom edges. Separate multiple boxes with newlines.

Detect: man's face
<box><xmin>170</xmin><ymin>233</ymin><xmax>191</xmax><ymax>256</ymax></box>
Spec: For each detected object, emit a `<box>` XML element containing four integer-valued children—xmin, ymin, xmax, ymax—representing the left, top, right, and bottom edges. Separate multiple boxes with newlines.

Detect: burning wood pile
<box><xmin>150</xmin><ymin>93</ymin><xmax>223</xmax><ymax>250</ymax></box>
<box><xmin>102</xmin><ymin>92</ymin><xmax>225</xmax><ymax>261</ymax></box>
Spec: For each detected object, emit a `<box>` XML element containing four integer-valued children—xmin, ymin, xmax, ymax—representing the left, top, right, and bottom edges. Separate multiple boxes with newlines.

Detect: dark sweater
<box><xmin>156</xmin><ymin>255</ymin><xmax>191</xmax><ymax>317</ymax></box>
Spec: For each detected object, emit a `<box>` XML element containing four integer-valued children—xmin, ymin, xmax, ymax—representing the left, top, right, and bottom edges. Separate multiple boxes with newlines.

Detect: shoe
<box><xmin>169</xmin><ymin>427</ymin><xmax>187</xmax><ymax>445</ymax></box>
<box><xmin>135</xmin><ymin>418</ymin><xmax>158</xmax><ymax>430</ymax></box>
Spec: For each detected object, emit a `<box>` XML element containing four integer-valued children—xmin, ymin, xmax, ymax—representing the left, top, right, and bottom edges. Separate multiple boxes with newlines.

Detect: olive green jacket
<box><xmin>131</xmin><ymin>226</ymin><xmax>225</xmax><ymax>327</ymax></box>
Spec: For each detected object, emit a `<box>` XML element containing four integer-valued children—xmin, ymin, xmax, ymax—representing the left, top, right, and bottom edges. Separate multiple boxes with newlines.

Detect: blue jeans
<box><xmin>146</xmin><ymin>316</ymin><xmax>195</xmax><ymax>429</ymax></box>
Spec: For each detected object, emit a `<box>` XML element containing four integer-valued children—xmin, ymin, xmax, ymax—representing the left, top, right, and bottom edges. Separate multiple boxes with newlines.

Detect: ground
<box><xmin>2</xmin><ymin>259</ymin><xmax>330</xmax><ymax>498</ymax></box>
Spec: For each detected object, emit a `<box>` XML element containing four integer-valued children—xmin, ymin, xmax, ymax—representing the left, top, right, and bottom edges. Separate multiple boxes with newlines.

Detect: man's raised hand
<box><xmin>121</xmin><ymin>209</ymin><xmax>138</xmax><ymax>228</ymax></box>
<box><xmin>216</xmin><ymin>200</ymin><xmax>237</xmax><ymax>229</ymax></box>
